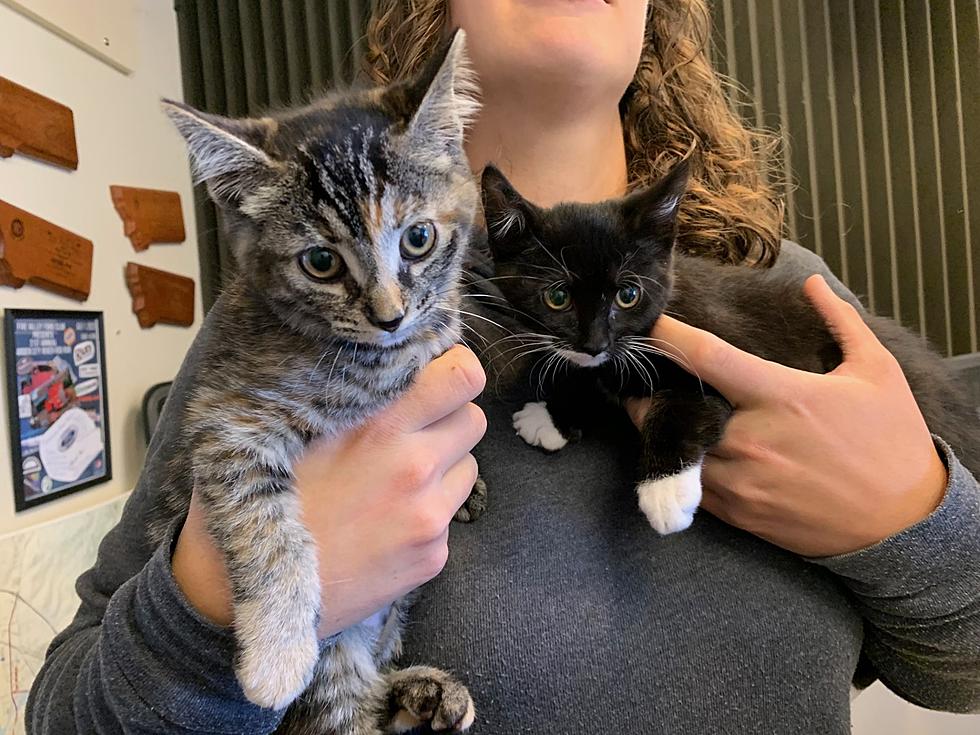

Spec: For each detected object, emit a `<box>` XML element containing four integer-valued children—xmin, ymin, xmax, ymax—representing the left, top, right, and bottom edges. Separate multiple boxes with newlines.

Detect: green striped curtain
<box><xmin>173</xmin><ymin>0</ymin><xmax>370</xmax><ymax>310</ymax></box>
<box><xmin>174</xmin><ymin>1</ymin><xmax>979</xmax><ymax>358</ymax></box>
<box><xmin>713</xmin><ymin>0</ymin><xmax>980</xmax><ymax>357</ymax></box>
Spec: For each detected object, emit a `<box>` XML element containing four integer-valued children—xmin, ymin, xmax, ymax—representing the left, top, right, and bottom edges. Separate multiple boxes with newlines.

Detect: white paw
<box><xmin>637</xmin><ymin>463</ymin><xmax>703</xmax><ymax>535</ymax></box>
<box><xmin>512</xmin><ymin>401</ymin><xmax>567</xmax><ymax>451</ymax></box>
<box><xmin>236</xmin><ymin>630</ymin><xmax>319</xmax><ymax>710</ymax></box>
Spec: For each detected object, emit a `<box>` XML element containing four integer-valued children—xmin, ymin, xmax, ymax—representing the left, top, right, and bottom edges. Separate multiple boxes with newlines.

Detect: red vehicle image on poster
<box><xmin>18</xmin><ymin>356</ymin><xmax>77</xmax><ymax>430</ymax></box>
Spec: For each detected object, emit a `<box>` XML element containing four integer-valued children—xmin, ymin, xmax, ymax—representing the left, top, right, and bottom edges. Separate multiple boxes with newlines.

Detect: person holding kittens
<box><xmin>28</xmin><ymin>1</ymin><xmax>980</xmax><ymax>733</ymax></box>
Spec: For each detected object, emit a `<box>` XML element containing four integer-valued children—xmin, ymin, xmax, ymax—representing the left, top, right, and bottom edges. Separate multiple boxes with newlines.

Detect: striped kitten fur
<box><xmin>154</xmin><ymin>32</ymin><xmax>480</xmax><ymax>734</ymax></box>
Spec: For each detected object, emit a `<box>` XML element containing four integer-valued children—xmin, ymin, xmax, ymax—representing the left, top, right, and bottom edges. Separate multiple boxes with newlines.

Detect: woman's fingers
<box><xmin>418</xmin><ymin>403</ymin><xmax>487</xmax><ymax>473</ymax></box>
<box><xmin>802</xmin><ymin>275</ymin><xmax>883</xmax><ymax>372</ymax></box>
<box><xmin>650</xmin><ymin>315</ymin><xmax>797</xmax><ymax>408</ymax></box>
<box><xmin>441</xmin><ymin>452</ymin><xmax>480</xmax><ymax>509</ymax></box>
<box><xmin>381</xmin><ymin>346</ymin><xmax>486</xmax><ymax>433</ymax></box>
<box><xmin>624</xmin><ymin>396</ymin><xmax>650</xmax><ymax>429</ymax></box>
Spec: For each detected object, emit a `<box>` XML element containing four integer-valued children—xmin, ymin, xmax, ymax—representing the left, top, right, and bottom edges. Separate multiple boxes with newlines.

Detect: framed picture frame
<box><xmin>4</xmin><ymin>309</ymin><xmax>112</xmax><ymax>511</ymax></box>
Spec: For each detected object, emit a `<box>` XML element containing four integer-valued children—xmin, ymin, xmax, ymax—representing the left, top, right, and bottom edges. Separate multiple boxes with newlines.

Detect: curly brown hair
<box><xmin>364</xmin><ymin>0</ymin><xmax>783</xmax><ymax>265</ymax></box>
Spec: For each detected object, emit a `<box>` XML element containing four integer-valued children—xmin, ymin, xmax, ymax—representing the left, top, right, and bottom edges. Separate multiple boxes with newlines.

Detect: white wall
<box><xmin>1</xmin><ymin>4</ymin><xmax>978</xmax><ymax>733</ymax></box>
<box><xmin>0</xmin><ymin>1</ymin><xmax>201</xmax><ymax>534</ymax></box>
<box><xmin>854</xmin><ymin>682</ymin><xmax>980</xmax><ymax>734</ymax></box>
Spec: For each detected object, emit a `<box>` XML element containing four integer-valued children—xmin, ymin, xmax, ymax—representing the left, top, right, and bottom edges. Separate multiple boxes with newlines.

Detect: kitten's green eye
<box><xmin>615</xmin><ymin>283</ymin><xmax>641</xmax><ymax>309</ymax></box>
<box><xmin>299</xmin><ymin>247</ymin><xmax>345</xmax><ymax>282</ymax></box>
<box><xmin>401</xmin><ymin>221</ymin><xmax>437</xmax><ymax>260</ymax></box>
<box><xmin>544</xmin><ymin>286</ymin><xmax>572</xmax><ymax>311</ymax></box>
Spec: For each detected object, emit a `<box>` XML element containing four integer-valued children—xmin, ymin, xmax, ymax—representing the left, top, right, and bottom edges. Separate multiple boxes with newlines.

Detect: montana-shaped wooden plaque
<box><xmin>0</xmin><ymin>199</ymin><xmax>92</xmax><ymax>300</ymax></box>
<box><xmin>110</xmin><ymin>186</ymin><xmax>186</xmax><ymax>251</ymax></box>
<box><xmin>125</xmin><ymin>262</ymin><xmax>195</xmax><ymax>328</ymax></box>
<box><xmin>0</xmin><ymin>77</ymin><xmax>78</xmax><ymax>170</ymax></box>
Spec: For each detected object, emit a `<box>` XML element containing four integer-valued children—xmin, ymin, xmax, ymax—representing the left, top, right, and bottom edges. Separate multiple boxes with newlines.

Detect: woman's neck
<box><xmin>465</xmin><ymin>99</ymin><xmax>628</xmax><ymax>207</ymax></box>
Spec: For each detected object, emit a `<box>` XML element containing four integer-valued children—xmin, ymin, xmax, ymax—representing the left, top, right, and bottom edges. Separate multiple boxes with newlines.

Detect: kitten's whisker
<box><xmin>482</xmin><ymin>338</ymin><xmax>555</xmax><ymax>361</ymax></box>
<box><xmin>622</xmin><ymin>343</ymin><xmax>682</xmax><ymax>371</ymax></box>
<box><xmin>558</xmin><ymin>246</ymin><xmax>572</xmax><ymax>275</ymax></box>
<box><xmin>348</xmin><ymin>343</ymin><xmax>358</xmax><ymax>378</ymax></box>
<box><xmin>622</xmin><ymin>342</ymin><xmax>704</xmax><ymax>396</ymax></box>
<box><xmin>465</xmin><ymin>274</ymin><xmax>551</xmax><ymax>284</ymax></box>
<box><xmin>531</xmin><ymin>236</ymin><xmax>571</xmax><ymax>278</ymax></box>
<box><xmin>481</xmin><ymin>331</ymin><xmax>555</xmax><ymax>355</ymax></box>
<box><xmin>521</xmin><ymin>261</ymin><xmax>567</xmax><ymax>279</ymax></box>
<box><xmin>622</xmin><ymin>271</ymin><xmax>665</xmax><ymax>290</ymax></box>
<box><xmin>620</xmin><ymin>347</ymin><xmax>655</xmax><ymax>395</ymax></box>
<box><xmin>325</xmin><ymin>343</ymin><xmax>347</xmax><ymax>386</ymax></box>
<box><xmin>619</xmin><ymin>249</ymin><xmax>639</xmax><ymax>271</ymax></box>
<box><xmin>518</xmin><ymin>352</ymin><xmax>550</xmax><ymax>396</ymax></box>
<box><xmin>435</xmin><ymin>305</ymin><xmax>511</xmax><ymax>334</ymax></box>
<box><xmin>481</xmin><ymin>334</ymin><xmax>544</xmax><ymax>351</ymax></box>
<box><xmin>543</xmin><ymin>343</ymin><xmax>578</xmax><ymax>392</ymax></box>
<box><xmin>621</xmin><ymin>336</ymin><xmax>688</xmax><ymax>363</ymax></box>
<box><xmin>493</xmin><ymin>346</ymin><xmax>548</xmax><ymax>393</ymax></box>
<box><xmin>491</xmin><ymin>344</ymin><xmax>554</xmax><ymax>382</ymax></box>
<box><xmin>613</xmin><ymin>353</ymin><xmax>628</xmax><ymax>392</ymax></box>
<box><xmin>485</xmin><ymin>341</ymin><xmax>556</xmax><ymax>368</ymax></box>
<box><xmin>464</xmin><ymin>292</ymin><xmax>510</xmax><ymax>302</ymax></box>
<box><xmin>309</xmin><ymin>346</ymin><xmax>332</xmax><ymax>383</ymax></box>
<box><xmin>464</xmin><ymin>300</ymin><xmax>552</xmax><ymax>330</ymax></box>
<box><xmin>626</xmin><ymin>336</ymin><xmax>701</xmax><ymax>386</ymax></box>
<box><xmin>534</xmin><ymin>351</ymin><xmax>560</xmax><ymax>398</ymax></box>
<box><xmin>454</xmin><ymin>318</ymin><xmax>490</xmax><ymax>347</ymax></box>
<box><xmin>626</xmin><ymin>345</ymin><xmax>662</xmax><ymax>387</ymax></box>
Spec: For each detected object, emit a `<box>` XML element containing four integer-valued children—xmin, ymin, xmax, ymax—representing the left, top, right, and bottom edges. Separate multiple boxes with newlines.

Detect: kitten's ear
<box><xmin>622</xmin><ymin>158</ymin><xmax>690</xmax><ymax>243</ymax></box>
<box><xmin>162</xmin><ymin>99</ymin><xmax>279</xmax><ymax>209</ymax></box>
<box><xmin>403</xmin><ymin>29</ymin><xmax>480</xmax><ymax>157</ymax></box>
<box><xmin>481</xmin><ymin>165</ymin><xmax>537</xmax><ymax>258</ymax></box>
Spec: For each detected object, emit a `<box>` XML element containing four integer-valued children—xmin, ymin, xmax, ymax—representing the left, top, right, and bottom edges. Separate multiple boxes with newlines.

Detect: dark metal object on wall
<box><xmin>141</xmin><ymin>381</ymin><xmax>172</xmax><ymax>444</ymax></box>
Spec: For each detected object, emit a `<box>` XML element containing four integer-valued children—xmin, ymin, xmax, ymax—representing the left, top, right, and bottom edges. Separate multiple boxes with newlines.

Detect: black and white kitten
<box><xmin>480</xmin><ymin>162</ymin><xmax>979</xmax><ymax>535</ymax></box>
<box><xmin>154</xmin><ymin>32</ymin><xmax>480</xmax><ymax>735</ymax></box>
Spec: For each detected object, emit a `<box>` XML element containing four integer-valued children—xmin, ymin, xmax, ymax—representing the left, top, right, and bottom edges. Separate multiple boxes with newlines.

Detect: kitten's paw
<box><xmin>512</xmin><ymin>401</ymin><xmax>567</xmax><ymax>452</ymax></box>
<box><xmin>454</xmin><ymin>475</ymin><xmax>486</xmax><ymax>523</ymax></box>
<box><xmin>385</xmin><ymin>666</ymin><xmax>475</xmax><ymax>733</ymax></box>
<box><xmin>235</xmin><ymin>629</ymin><xmax>319</xmax><ymax>710</ymax></box>
<box><xmin>636</xmin><ymin>463</ymin><xmax>703</xmax><ymax>535</ymax></box>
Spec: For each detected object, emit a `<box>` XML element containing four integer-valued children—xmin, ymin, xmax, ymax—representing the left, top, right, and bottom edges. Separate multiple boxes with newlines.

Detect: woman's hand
<box><xmin>173</xmin><ymin>345</ymin><xmax>487</xmax><ymax>638</ymax></box>
<box><xmin>625</xmin><ymin>275</ymin><xmax>948</xmax><ymax>558</ymax></box>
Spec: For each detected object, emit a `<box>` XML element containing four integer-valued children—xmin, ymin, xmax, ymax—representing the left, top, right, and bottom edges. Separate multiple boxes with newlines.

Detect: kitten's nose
<box><xmin>369</xmin><ymin>312</ymin><xmax>405</xmax><ymax>332</ymax></box>
<box><xmin>582</xmin><ymin>340</ymin><xmax>609</xmax><ymax>356</ymax></box>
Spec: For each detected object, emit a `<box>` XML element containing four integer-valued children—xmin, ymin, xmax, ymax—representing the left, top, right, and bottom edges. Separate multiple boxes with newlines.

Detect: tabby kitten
<box><xmin>154</xmin><ymin>32</ymin><xmax>479</xmax><ymax>735</ymax></box>
<box><xmin>480</xmin><ymin>162</ymin><xmax>979</xmax><ymax>535</ymax></box>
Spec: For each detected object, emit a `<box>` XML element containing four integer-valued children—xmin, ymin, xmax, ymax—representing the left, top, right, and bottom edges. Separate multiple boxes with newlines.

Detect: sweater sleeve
<box><xmin>810</xmin><ymin>439</ymin><xmax>980</xmax><ymax>712</ymax></box>
<box><xmin>28</xmin><ymin>530</ymin><xmax>284</xmax><ymax>734</ymax></box>
<box><xmin>26</xmin><ymin>294</ymin><xmax>285</xmax><ymax>734</ymax></box>
<box><xmin>773</xmin><ymin>241</ymin><xmax>980</xmax><ymax>711</ymax></box>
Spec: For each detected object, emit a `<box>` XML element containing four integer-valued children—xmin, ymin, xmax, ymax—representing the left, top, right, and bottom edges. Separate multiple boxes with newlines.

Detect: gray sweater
<box><xmin>26</xmin><ymin>243</ymin><xmax>980</xmax><ymax>734</ymax></box>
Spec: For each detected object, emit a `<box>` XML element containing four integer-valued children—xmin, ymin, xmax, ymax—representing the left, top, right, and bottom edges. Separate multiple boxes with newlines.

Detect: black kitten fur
<box><xmin>481</xmin><ymin>163</ymin><xmax>979</xmax><ymax>535</ymax></box>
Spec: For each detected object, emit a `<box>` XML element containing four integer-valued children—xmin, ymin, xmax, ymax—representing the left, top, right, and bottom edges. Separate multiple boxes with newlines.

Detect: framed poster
<box><xmin>4</xmin><ymin>309</ymin><xmax>111</xmax><ymax>511</ymax></box>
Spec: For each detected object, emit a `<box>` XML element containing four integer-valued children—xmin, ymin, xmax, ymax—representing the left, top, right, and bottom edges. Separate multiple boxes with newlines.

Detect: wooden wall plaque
<box><xmin>0</xmin><ymin>199</ymin><xmax>92</xmax><ymax>300</ymax></box>
<box><xmin>125</xmin><ymin>263</ymin><xmax>195</xmax><ymax>328</ymax></box>
<box><xmin>0</xmin><ymin>77</ymin><xmax>78</xmax><ymax>170</ymax></box>
<box><xmin>110</xmin><ymin>186</ymin><xmax>186</xmax><ymax>251</ymax></box>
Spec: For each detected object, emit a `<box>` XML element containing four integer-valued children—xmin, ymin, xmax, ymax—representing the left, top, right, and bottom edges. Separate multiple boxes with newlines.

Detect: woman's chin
<box><xmin>479</xmin><ymin>29</ymin><xmax>640</xmax><ymax>98</ymax></box>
